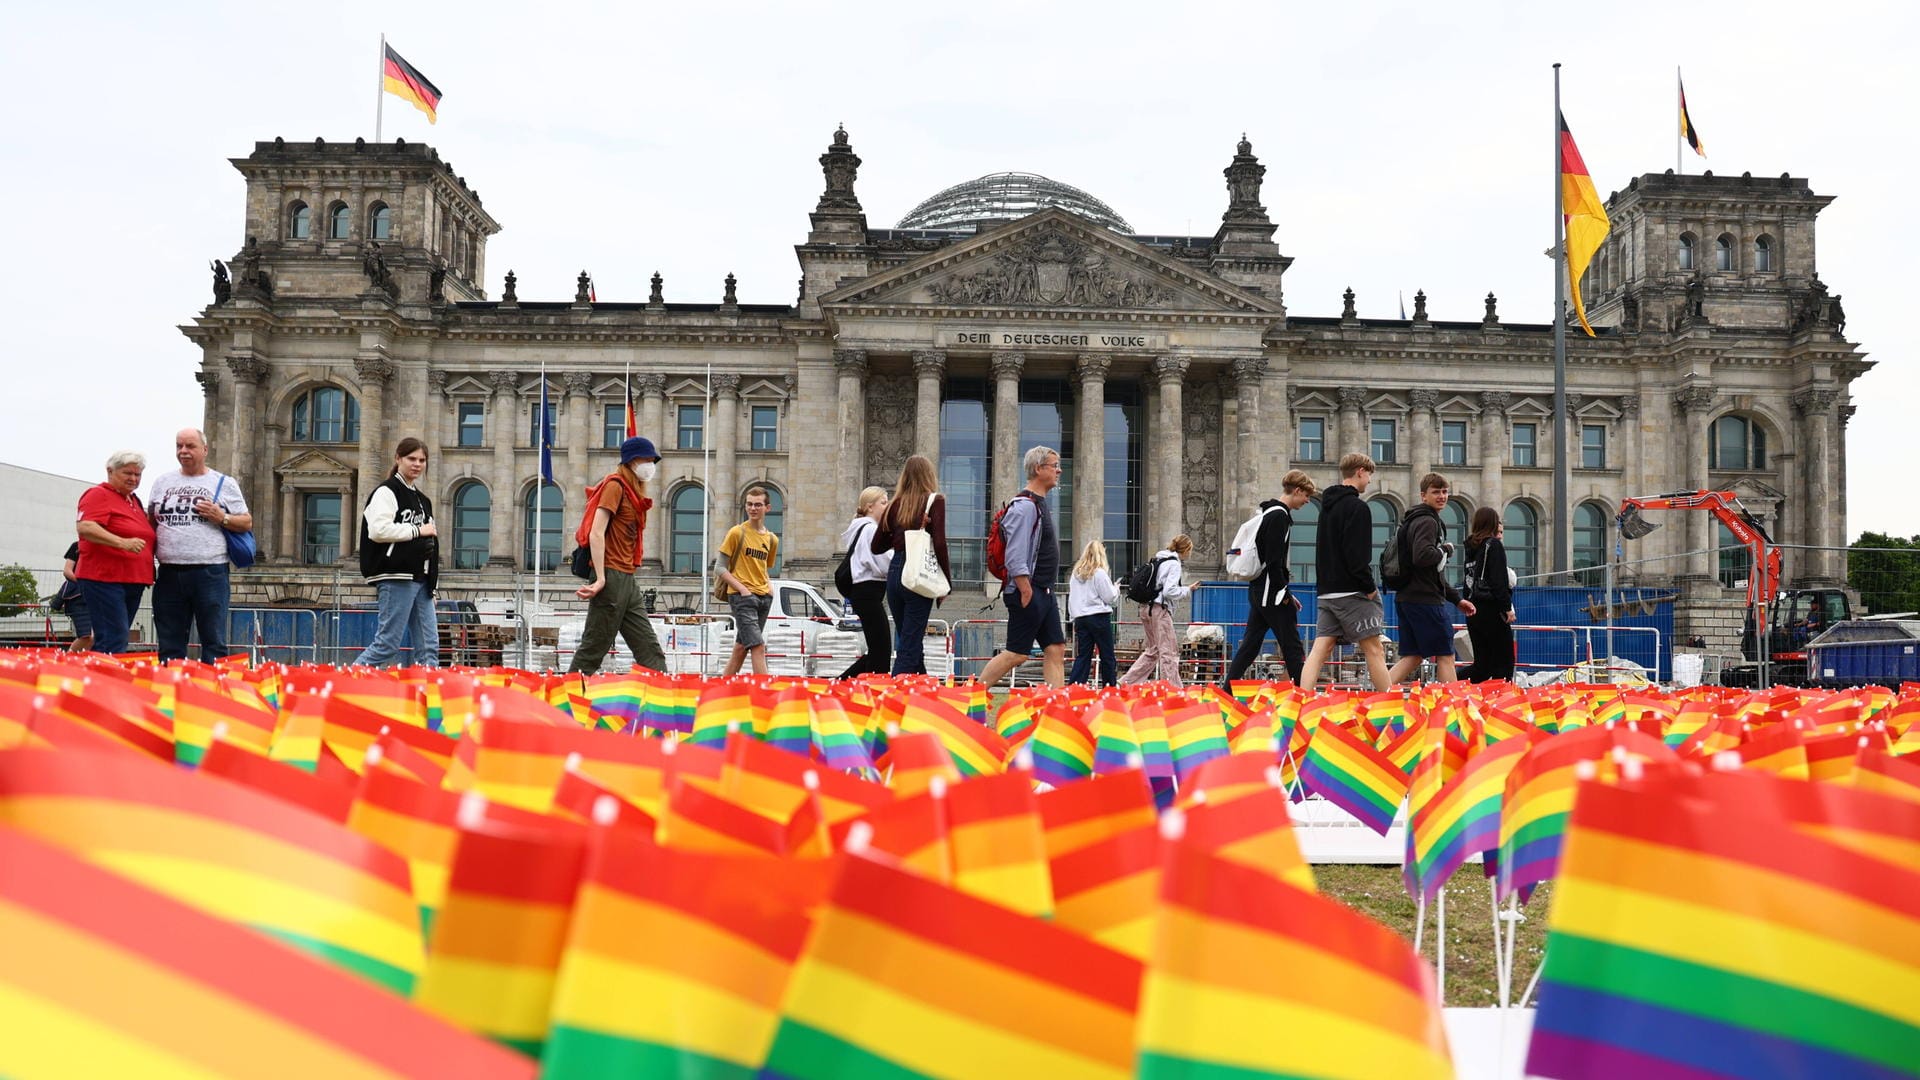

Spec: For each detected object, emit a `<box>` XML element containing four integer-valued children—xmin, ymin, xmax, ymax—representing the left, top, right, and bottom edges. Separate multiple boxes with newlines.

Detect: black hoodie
<box><xmin>1315</xmin><ymin>483</ymin><xmax>1375</xmax><ymax>595</ymax></box>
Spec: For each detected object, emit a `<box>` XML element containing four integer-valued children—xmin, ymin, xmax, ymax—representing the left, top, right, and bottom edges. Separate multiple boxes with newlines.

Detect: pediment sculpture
<box><xmin>925</xmin><ymin>233</ymin><xmax>1176</xmax><ymax>309</ymax></box>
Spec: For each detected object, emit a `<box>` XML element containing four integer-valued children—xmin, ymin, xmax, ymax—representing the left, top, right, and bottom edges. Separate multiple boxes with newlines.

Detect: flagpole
<box><xmin>535</xmin><ymin>359</ymin><xmax>546</xmax><ymax>620</ymax></box>
<box><xmin>375</xmin><ymin>33</ymin><xmax>386</xmax><ymax>144</ymax></box>
<box><xmin>701</xmin><ymin>359</ymin><xmax>713</xmax><ymax>617</ymax></box>
<box><xmin>1676</xmin><ymin>67</ymin><xmax>1683</xmax><ymax>176</ymax></box>
<box><xmin>1552</xmin><ymin>63</ymin><xmax>1570</xmax><ymax>582</ymax></box>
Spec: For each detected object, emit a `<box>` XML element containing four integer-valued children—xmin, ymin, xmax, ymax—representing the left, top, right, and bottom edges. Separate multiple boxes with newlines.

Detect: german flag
<box><xmin>1558</xmin><ymin>111</ymin><xmax>1611</xmax><ymax>337</ymax></box>
<box><xmin>1680</xmin><ymin>73</ymin><xmax>1706</xmax><ymax>158</ymax></box>
<box><xmin>383</xmin><ymin>43</ymin><xmax>442</xmax><ymax>124</ymax></box>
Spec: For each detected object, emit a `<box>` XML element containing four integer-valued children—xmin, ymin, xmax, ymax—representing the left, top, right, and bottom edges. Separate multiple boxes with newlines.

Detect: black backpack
<box><xmin>1379</xmin><ymin>507</ymin><xmax>1435</xmax><ymax>591</ymax></box>
<box><xmin>1125</xmin><ymin>554</ymin><xmax>1175</xmax><ymax>604</ymax></box>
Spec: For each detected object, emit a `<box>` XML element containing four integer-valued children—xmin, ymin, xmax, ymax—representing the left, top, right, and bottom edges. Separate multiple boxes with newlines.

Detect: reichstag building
<box><xmin>182</xmin><ymin>128</ymin><xmax>1866</xmax><ymax>647</ymax></box>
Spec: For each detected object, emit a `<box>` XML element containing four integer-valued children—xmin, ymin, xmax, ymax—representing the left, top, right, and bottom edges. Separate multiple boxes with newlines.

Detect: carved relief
<box><xmin>1183</xmin><ymin>379</ymin><xmax>1224</xmax><ymax>567</ymax></box>
<box><xmin>925</xmin><ymin>233</ymin><xmax>1176</xmax><ymax>308</ymax></box>
<box><xmin>864</xmin><ymin>375</ymin><xmax>915</xmax><ymax>488</ymax></box>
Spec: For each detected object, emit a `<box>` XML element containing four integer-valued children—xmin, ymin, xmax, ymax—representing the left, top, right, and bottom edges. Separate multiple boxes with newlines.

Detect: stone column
<box><xmin>991</xmin><ymin>351</ymin><xmax>1026</xmax><ymax>507</ymax></box>
<box><xmin>1676</xmin><ymin>385</ymin><xmax>1717</xmax><ymax>579</ymax></box>
<box><xmin>1795</xmin><ymin>388</ymin><xmax>1841</xmax><ymax>580</ymax></box>
<box><xmin>1562</xmin><ymin>392</ymin><xmax>1586</xmax><ymax>481</ymax></box>
<box><xmin>1074</xmin><ymin>354</ymin><xmax>1111</xmax><ymax>546</ymax></box>
<box><xmin>1153</xmin><ymin>355</ymin><xmax>1190</xmax><ymax>543</ymax></box>
<box><xmin>196</xmin><ymin>370</ymin><xmax>221</xmax><ymax>457</ymax></box>
<box><xmin>710</xmin><ymin>372</ymin><xmax>742</xmax><ymax>553</ymax></box>
<box><xmin>1478</xmin><ymin>391</ymin><xmax>1509</xmax><ymax>516</ymax></box>
<box><xmin>1408</xmin><ymin>387</ymin><xmax>1439</xmax><ymax>484</ymax></box>
<box><xmin>223</xmin><ymin>355</ymin><xmax>266</xmax><ymax>527</ymax></box>
<box><xmin>1620</xmin><ymin>394</ymin><xmax>1644</xmax><ymax>498</ymax></box>
<box><xmin>636</xmin><ymin>372</ymin><xmax>668</xmax><ymax>573</ymax></box>
<box><xmin>1230</xmin><ymin>357</ymin><xmax>1267</xmax><ymax>511</ymax></box>
<box><xmin>832</xmin><ymin>350</ymin><xmax>868</xmax><ymax>538</ymax></box>
<box><xmin>912</xmin><ymin>350</ymin><xmax>946</xmax><ymax>463</ymax></box>
<box><xmin>1337</xmin><ymin>385</ymin><xmax>1367</xmax><ymax>461</ymax></box>
<box><xmin>564</xmin><ymin>372</ymin><xmax>594</xmax><ymax>500</ymax></box>
<box><xmin>424</xmin><ymin>370</ymin><xmax>448</xmax><ymax>452</ymax></box>
<box><xmin>487</xmin><ymin>370</ymin><xmax>520</xmax><ymax>566</ymax></box>
<box><xmin>277</xmin><ymin>483</ymin><xmax>297</xmax><ymax>564</ymax></box>
<box><xmin>352</xmin><ymin>356</ymin><xmax>394</xmax><ymax>560</ymax></box>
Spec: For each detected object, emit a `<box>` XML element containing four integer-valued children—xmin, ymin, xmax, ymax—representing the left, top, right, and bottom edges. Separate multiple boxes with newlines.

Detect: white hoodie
<box><xmin>838</xmin><ymin>517</ymin><xmax>892</xmax><ymax>584</ymax></box>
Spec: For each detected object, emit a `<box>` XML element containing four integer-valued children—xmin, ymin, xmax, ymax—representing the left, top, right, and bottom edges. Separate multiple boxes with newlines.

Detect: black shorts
<box><xmin>1004</xmin><ymin>587</ymin><xmax>1067</xmax><ymax>655</ymax></box>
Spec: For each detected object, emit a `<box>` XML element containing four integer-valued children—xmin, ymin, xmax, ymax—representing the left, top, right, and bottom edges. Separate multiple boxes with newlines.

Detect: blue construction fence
<box><xmin>1190</xmin><ymin>581</ymin><xmax>1674</xmax><ymax>681</ymax></box>
<box><xmin>227</xmin><ymin>607</ymin><xmax>432</xmax><ymax>666</ymax></box>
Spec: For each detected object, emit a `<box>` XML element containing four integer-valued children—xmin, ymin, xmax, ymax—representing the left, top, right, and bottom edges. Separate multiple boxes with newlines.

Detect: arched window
<box><xmin>1368</xmin><ymin>497</ymin><xmax>1400</xmax><ymax>571</ymax></box>
<box><xmin>369</xmin><ymin>203</ymin><xmax>392</xmax><ymax>241</ymax></box>
<box><xmin>1709</xmin><ymin>414</ymin><xmax>1768</xmax><ymax>470</ymax></box>
<box><xmin>1504</xmin><ymin>502</ymin><xmax>1539</xmax><ymax>583</ymax></box>
<box><xmin>750</xmin><ymin>484</ymin><xmax>785</xmax><ymax>575</ymax></box>
<box><xmin>523</xmin><ymin>482</ymin><xmax>564</xmax><ymax>571</ymax></box>
<box><xmin>1715</xmin><ymin>234</ymin><xmax>1734</xmax><ymax>272</ymax></box>
<box><xmin>1441</xmin><ymin>498</ymin><xmax>1471</xmax><ymax>589</ymax></box>
<box><xmin>451</xmin><ymin>483</ymin><xmax>490</xmax><ymax>569</ymax></box>
<box><xmin>290</xmin><ymin>387</ymin><xmax>360</xmax><ymax>443</ymax></box>
<box><xmin>329</xmin><ymin>203</ymin><xmax>352</xmax><ymax>240</ymax></box>
<box><xmin>1677</xmin><ymin>233</ymin><xmax>1695</xmax><ymax>271</ymax></box>
<box><xmin>289</xmin><ymin>202</ymin><xmax>311</xmax><ymax>240</ymax></box>
<box><xmin>1573</xmin><ymin>502</ymin><xmax>1609</xmax><ymax>586</ymax></box>
<box><xmin>1754</xmin><ymin>235</ymin><xmax>1774</xmax><ymax>273</ymax></box>
<box><xmin>669</xmin><ymin>485</ymin><xmax>705</xmax><ymax>574</ymax></box>
<box><xmin>302</xmin><ymin>493</ymin><xmax>341</xmax><ymax>565</ymax></box>
<box><xmin>1288</xmin><ymin>498</ymin><xmax>1320</xmax><ymax>585</ymax></box>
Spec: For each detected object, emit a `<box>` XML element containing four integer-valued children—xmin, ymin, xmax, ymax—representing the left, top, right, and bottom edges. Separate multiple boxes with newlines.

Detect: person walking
<box><xmin>148</xmin><ymin>428</ymin><xmax>251</xmax><ymax>662</ymax></box>
<box><xmin>568</xmin><ymin>436</ymin><xmax>667</xmax><ymax>675</ymax></box>
<box><xmin>1120</xmin><ymin>534</ymin><xmax>1195</xmax><ymax>685</ymax></box>
<box><xmin>1066</xmin><ymin>539</ymin><xmax>1120</xmax><ymax>686</ymax></box>
<box><xmin>73</xmin><ymin>451</ymin><xmax>156</xmax><ymax>655</ymax></box>
<box><xmin>836</xmin><ymin>486</ymin><xmax>893</xmax><ymax>678</ymax></box>
<box><xmin>352</xmin><ymin>438</ymin><xmax>439</xmax><ymax>668</ymax></box>
<box><xmin>717</xmin><ymin>486</ymin><xmax>780</xmax><ymax>676</ymax></box>
<box><xmin>977</xmin><ymin>447</ymin><xmax>1068</xmax><ymax>689</ymax></box>
<box><xmin>1384</xmin><ymin>473</ymin><xmax>1477</xmax><ymax>685</ymax></box>
<box><xmin>1460</xmin><ymin>506</ymin><xmax>1516</xmax><ymax>683</ymax></box>
<box><xmin>58</xmin><ymin>542</ymin><xmax>91</xmax><ymax>652</ymax></box>
<box><xmin>1222</xmin><ymin>469</ymin><xmax>1317</xmax><ymax>686</ymax></box>
<box><xmin>1297</xmin><ymin>453</ymin><xmax>1392</xmax><ymax>692</ymax></box>
<box><xmin>870</xmin><ymin>455</ymin><xmax>949</xmax><ymax>677</ymax></box>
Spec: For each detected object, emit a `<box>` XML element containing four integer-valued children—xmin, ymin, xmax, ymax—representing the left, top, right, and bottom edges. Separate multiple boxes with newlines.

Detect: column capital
<box><xmin>1337</xmin><ymin>385</ymin><xmax>1369</xmax><ymax>409</ymax></box>
<box><xmin>195</xmin><ymin>369</ymin><xmax>220</xmax><ymax>397</ymax></box>
<box><xmin>488</xmin><ymin>369</ymin><xmax>520</xmax><ymax>395</ymax></box>
<box><xmin>833</xmin><ymin>348</ymin><xmax>869</xmax><ymax>378</ymax></box>
<box><xmin>225</xmin><ymin>354</ymin><xmax>267</xmax><ymax>384</ymax></box>
<box><xmin>426</xmin><ymin>369</ymin><xmax>449</xmax><ymax>395</ymax></box>
<box><xmin>1227</xmin><ymin>356</ymin><xmax>1268</xmax><ymax>391</ymax></box>
<box><xmin>912</xmin><ymin>350</ymin><xmax>948</xmax><ymax>378</ymax></box>
<box><xmin>1619</xmin><ymin>393</ymin><xmax>1641</xmax><ymax>417</ymax></box>
<box><xmin>1407</xmin><ymin>387</ymin><xmax>1441</xmax><ymax>411</ymax></box>
<box><xmin>1075</xmin><ymin>353</ymin><xmax>1113</xmax><ymax>382</ymax></box>
<box><xmin>635</xmin><ymin>372</ymin><xmax>667</xmax><ymax>396</ymax></box>
<box><xmin>1675</xmin><ymin>384</ymin><xmax>1717</xmax><ymax>413</ymax></box>
<box><xmin>711</xmin><ymin>372</ymin><xmax>742</xmax><ymax>399</ymax></box>
<box><xmin>1841</xmin><ymin>403</ymin><xmax>1856</xmax><ymax>428</ymax></box>
<box><xmin>1151</xmin><ymin>354</ymin><xmax>1189</xmax><ymax>386</ymax></box>
<box><xmin>353</xmin><ymin>355</ymin><xmax>395</xmax><ymax>386</ymax></box>
<box><xmin>1479</xmin><ymin>390</ymin><xmax>1511</xmax><ymax>412</ymax></box>
<box><xmin>1790</xmin><ymin>386</ymin><xmax>1840</xmax><ymax>417</ymax></box>
<box><xmin>563</xmin><ymin>371</ymin><xmax>595</xmax><ymax>396</ymax></box>
<box><xmin>991</xmin><ymin>351</ymin><xmax>1027</xmax><ymax>380</ymax></box>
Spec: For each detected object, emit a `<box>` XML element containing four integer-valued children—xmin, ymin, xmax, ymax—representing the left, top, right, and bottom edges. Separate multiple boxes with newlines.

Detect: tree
<box><xmin>1848</xmin><ymin>532</ymin><xmax>1920</xmax><ymax>616</ymax></box>
<box><xmin>0</xmin><ymin>564</ymin><xmax>40</xmax><ymax>617</ymax></box>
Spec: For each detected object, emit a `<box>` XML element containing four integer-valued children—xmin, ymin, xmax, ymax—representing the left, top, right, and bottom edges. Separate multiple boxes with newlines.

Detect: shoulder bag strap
<box><xmin>922</xmin><ymin>492</ymin><xmax>938</xmax><ymax>529</ymax></box>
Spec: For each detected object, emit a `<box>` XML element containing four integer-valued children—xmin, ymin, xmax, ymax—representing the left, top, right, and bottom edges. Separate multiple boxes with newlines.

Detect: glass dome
<box><xmin>896</xmin><ymin>172</ymin><xmax>1132</xmax><ymax>234</ymax></box>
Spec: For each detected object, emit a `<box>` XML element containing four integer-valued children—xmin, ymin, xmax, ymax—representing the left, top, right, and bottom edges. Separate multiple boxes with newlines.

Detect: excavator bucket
<box><xmin>1618</xmin><ymin>506</ymin><xmax>1660</xmax><ymax>540</ymax></box>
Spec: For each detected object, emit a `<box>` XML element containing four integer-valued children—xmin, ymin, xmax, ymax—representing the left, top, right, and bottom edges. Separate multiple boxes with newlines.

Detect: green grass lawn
<box><xmin>1316</xmin><ymin>864</ymin><xmax>1552</xmax><ymax>1008</ymax></box>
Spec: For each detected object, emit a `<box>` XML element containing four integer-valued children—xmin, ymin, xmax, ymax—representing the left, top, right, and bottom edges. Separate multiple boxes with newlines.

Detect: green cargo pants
<box><xmin>567</xmin><ymin>569</ymin><xmax>666</xmax><ymax>674</ymax></box>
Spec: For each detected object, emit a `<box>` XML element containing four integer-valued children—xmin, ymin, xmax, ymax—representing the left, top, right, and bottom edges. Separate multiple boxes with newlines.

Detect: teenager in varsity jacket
<box><xmin>353</xmin><ymin>438</ymin><xmax>439</xmax><ymax>668</ymax></box>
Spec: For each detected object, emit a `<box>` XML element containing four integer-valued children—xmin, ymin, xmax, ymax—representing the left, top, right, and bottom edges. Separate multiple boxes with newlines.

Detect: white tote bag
<box><xmin>900</xmin><ymin>493</ymin><xmax>951</xmax><ymax>600</ymax></box>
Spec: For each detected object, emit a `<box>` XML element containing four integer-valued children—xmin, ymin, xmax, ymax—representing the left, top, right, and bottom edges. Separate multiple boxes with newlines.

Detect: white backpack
<box><xmin>1224</xmin><ymin>505</ymin><xmax>1283</xmax><ymax>579</ymax></box>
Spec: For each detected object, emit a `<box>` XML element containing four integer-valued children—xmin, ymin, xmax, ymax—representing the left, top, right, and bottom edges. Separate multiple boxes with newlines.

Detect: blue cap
<box><xmin>620</xmin><ymin>436</ymin><xmax>660</xmax><ymax>463</ymax></box>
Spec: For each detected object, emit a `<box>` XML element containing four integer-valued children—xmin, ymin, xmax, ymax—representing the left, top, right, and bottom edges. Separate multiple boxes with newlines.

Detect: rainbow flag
<box><xmin>900</xmin><ymin>692</ymin><xmax>1008</xmax><ymax>777</ymax></box>
<box><xmin>1031</xmin><ymin>704</ymin><xmax>1097</xmax><ymax>787</ymax></box>
<box><xmin>1299</xmin><ymin>720</ymin><xmax>1409</xmax><ymax>836</ymax></box>
<box><xmin>1851</xmin><ymin>745</ymin><xmax>1920</xmax><ymax>806</ymax></box>
<box><xmin>199</xmin><ymin>737</ymin><xmax>353</xmax><ymax>823</ymax></box>
<box><xmin>660</xmin><ymin>773</ymin><xmax>794</xmax><ymax>856</ymax></box>
<box><xmin>333</xmin><ymin>675</ymin><xmax>427</xmax><ymax>728</ymax></box>
<box><xmin>638</xmin><ymin>672</ymin><xmax>699</xmax><ymax>733</ymax></box>
<box><xmin>879</xmin><ymin>730</ymin><xmax>960</xmax><ymax>798</ymax></box>
<box><xmin>717</xmin><ymin>732</ymin><xmax>891</xmax><ymax>825</ymax></box>
<box><xmin>0</xmin><ymin>748</ymin><xmax>424</xmax><ymax>994</ymax></box>
<box><xmin>1130</xmin><ymin>700</ymin><xmax>1175</xmax><ymax>783</ymax></box>
<box><xmin>765</xmin><ymin>684</ymin><xmax>814</xmax><ymax>758</ymax></box>
<box><xmin>1181</xmin><ymin>785</ymin><xmax>1315</xmax><ymax>892</ymax></box>
<box><xmin>43</xmin><ymin>688</ymin><xmax>174</xmax><ymax>762</ymax></box>
<box><xmin>1527</xmin><ymin>772</ymin><xmax>1920</xmax><ymax>1079</ymax></box>
<box><xmin>1404</xmin><ymin>734</ymin><xmax>1534</xmax><ymax>903</ymax></box>
<box><xmin>543</xmin><ymin>832</ymin><xmax>818</xmax><ymax>1078</ymax></box>
<box><xmin>809</xmin><ymin>695</ymin><xmax>875</xmax><ymax>775</ymax></box>
<box><xmin>1050</xmin><ymin>822</ymin><xmax>1161</xmax><ymax>959</ymax></box>
<box><xmin>689</xmin><ymin>682</ymin><xmax>755</xmax><ymax>747</ymax></box>
<box><xmin>1090</xmin><ymin>700</ymin><xmax>1143</xmax><ymax>775</ymax></box>
<box><xmin>0</xmin><ymin>825</ymin><xmax>535</xmax><ymax>1080</ymax></box>
<box><xmin>172</xmin><ymin>676</ymin><xmax>276</xmax><ymax>764</ymax></box>
<box><xmin>1138</xmin><ymin>839</ymin><xmax>1451</xmax><ymax>1079</ymax></box>
<box><xmin>1740</xmin><ymin>720</ymin><xmax>1810</xmax><ymax>779</ymax></box>
<box><xmin>762</xmin><ymin>851</ymin><xmax>1140</xmax><ymax>1080</ymax></box>
<box><xmin>1038</xmin><ymin>768</ymin><xmax>1158</xmax><ymax>861</ymax></box>
<box><xmin>1166</xmin><ymin>699</ymin><xmax>1230</xmax><ymax>784</ymax></box>
<box><xmin>946</xmin><ymin>771</ymin><xmax>1054</xmax><ymax>917</ymax></box>
<box><xmin>837</xmin><ymin>785</ymin><xmax>954</xmax><ymax>883</ymax></box>
<box><xmin>1498</xmin><ymin>726</ymin><xmax>1675</xmax><ymax>902</ymax></box>
<box><xmin>1180</xmin><ymin>750</ymin><xmax>1283</xmax><ymax>809</ymax></box>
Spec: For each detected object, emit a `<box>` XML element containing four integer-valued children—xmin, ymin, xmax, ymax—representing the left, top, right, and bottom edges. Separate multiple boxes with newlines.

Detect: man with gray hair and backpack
<box><xmin>976</xmin><ymin>446</ymin><xmax>1066</xmax><ymax>689</ymax></box>
<box><xmin>1221</xmin><ymin>469</ymin><xmax>1317</xmax><ymax>686</ymax></box>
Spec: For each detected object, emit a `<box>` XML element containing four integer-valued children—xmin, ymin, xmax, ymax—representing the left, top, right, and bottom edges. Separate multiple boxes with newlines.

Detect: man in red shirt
<box><xmin>74</xmin><ymin>451</ymin><xmax>157</xmax><ymax>654</ymax></box>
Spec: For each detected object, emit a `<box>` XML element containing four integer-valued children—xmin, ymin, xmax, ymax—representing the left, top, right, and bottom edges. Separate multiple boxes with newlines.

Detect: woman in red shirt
<box><xmin>75</xmin><ymin>450</ymin><xmax>157</xmax><ymax>654</ymax></box>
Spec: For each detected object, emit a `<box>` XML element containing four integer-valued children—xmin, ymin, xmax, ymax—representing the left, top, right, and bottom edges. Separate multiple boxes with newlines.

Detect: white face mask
<box><xmin>634</xmin><ymin>462</ymin><xmax>658</xmax><ymax>483</ymax></box>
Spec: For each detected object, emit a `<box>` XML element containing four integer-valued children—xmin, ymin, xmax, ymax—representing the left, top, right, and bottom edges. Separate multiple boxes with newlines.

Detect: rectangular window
<box><xmin>1020</xmin><ymin>381</ymin><xmax>1075</xmax><ymax>567</ymax></box>
<box><xmin>677</xmin><ymin>404</ymin><xmax>704</xmax><ymax>450</ymax></box>
<box><xmin>1441</xmin><ymin>420</ymin><xmax>1468</xmax><ymax>467</ymax></box>
<box><xmin>1581</xmin><ymin>424</ymin><xmax>1607</xmax><ymax>469</ymax></box>
<box><xmin>939</xmin><ymin>380</ymin><xmax>991</xmax><ymax>584</ymax></box>
<box><xmin>1297</xmin><ymin>417</ymin><xmax>1325</xmax><ymax>462</ymax></box>
<box><xmin>1103</xmin><ymin>385</ymin><xmax>1143</xmax><ymax>576</ymax></box>
<box><xmin>302</xmin><ymin>493</ymin><xmax>341</xmax><ymax>565</ymax></box>
<box><xmin>1370</xmin><ymin>418</ymin><xmax>1398</xmax><ymax>464</ymax></box>
<box><xmin>527</xmin><ymin>402</ymin><xmax>555</xmax><ymax>448</ymax></box>
<box><xmin>457</xmin><ymin>403</ymin><xmax>485</xmax><ymax>447</ymax></box>
<box><xmin>750</xmin><ymin>405</ymin><xmax>779</xmax><ymax>451</ymax></box>
<box><xmin>603</xmin><ymin>404</ymin><xmax>625</xmax><ymax>449</ymax></box>
<box><xmin>1512</xmin><ymin>423</ymin><xmax>1537</xmax><ymax>468</ymax></box>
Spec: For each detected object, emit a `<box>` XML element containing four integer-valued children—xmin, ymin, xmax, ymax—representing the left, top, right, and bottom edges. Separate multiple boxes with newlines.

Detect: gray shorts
<box><xmin>1316</xmin><ymin>593</ymin><xmax>1385</xmax><ymax>644</ymax></box>
<box><xmin>730</xmin><ymin>592</ymin><xmax>773</xmax><ymax>648</ymax></box>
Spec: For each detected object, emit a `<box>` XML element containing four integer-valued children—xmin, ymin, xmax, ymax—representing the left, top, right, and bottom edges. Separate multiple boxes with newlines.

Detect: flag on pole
<box><xmin>624</xmin><ymin>374</ymin><xmax>639</xmax><ymax>439</ymax></box>
<box><xmin>1558</xmin><ymin>111</ymin><xmax>1611</xmax><ymax>337</ymax></box>
<box><xmin>539</xmin><ymin>376</ymin><xmax>555</xmax><ymax>484</ymax></box>
<box><xmin>1679</xmin><ymin>73</ymin><xmax>1706</xmax><ymax>158</ymax></box>
<box><xmin>382</xmin><ymin>44</ymin><xmax>442</xmax><ymax>124</ymax></box>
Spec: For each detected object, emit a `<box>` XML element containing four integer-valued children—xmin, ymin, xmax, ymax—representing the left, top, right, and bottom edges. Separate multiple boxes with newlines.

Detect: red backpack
<box><xmin>567</xmin><ymin>471</ymin><xmax>648</xmax><ymax>580</ymax></box>
<box><xmin>984</xmin><ymin>491</ymin><xmax>1041</xmax><ymax>581</ymax></box>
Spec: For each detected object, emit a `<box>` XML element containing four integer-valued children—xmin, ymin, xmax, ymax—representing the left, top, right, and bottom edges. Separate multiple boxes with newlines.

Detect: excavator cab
<box><xmin>1741</xmin><ymin>588</ymin><xmax>1853</xmax><ymax>662</ymax></box>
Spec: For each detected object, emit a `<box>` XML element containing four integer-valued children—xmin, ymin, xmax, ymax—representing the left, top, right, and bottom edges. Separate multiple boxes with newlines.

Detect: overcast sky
<box><xmin>2</xmin><ymin>1</ymin><xmax>1909</xmax><ymax>539</ymax></box>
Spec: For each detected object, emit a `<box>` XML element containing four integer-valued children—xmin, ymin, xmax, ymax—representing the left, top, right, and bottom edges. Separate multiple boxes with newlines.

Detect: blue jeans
<box><xmin>353</xmin><ymin>579</ymin><xmax>439</xmax><ymax>668</ymax></box>
<box><xmin>75</xmin><ymin>579</ymin><xmax>145</xmax><ymax>654</ymax></box>
<box><xmin>1069</xmin><ymin>612</ymin><xmax>1117</xmax><ymax>686</ymax></box>
<box><xmin>153</xmin><ymin>562</ymin><xmax>231</xmax><ymax>662</ymax></box>
<box><xmin>886</xmin><ymin>555</ymin><xmax>934</xmax><ymax>676</ymax></box>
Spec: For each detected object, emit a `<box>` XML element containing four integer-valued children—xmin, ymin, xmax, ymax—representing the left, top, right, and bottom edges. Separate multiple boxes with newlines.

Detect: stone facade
<box><xmin>182</xmin><ymin>132</ymin><xmax>1870</xmax><ymax>650</ymax></box>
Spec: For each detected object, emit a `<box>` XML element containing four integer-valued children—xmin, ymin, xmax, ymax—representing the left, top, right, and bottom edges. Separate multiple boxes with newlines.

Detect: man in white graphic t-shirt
<box><xmin>147</xmin><ymin>428</ymin><xmax>252</xmax><ymax>662</ymax></box>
